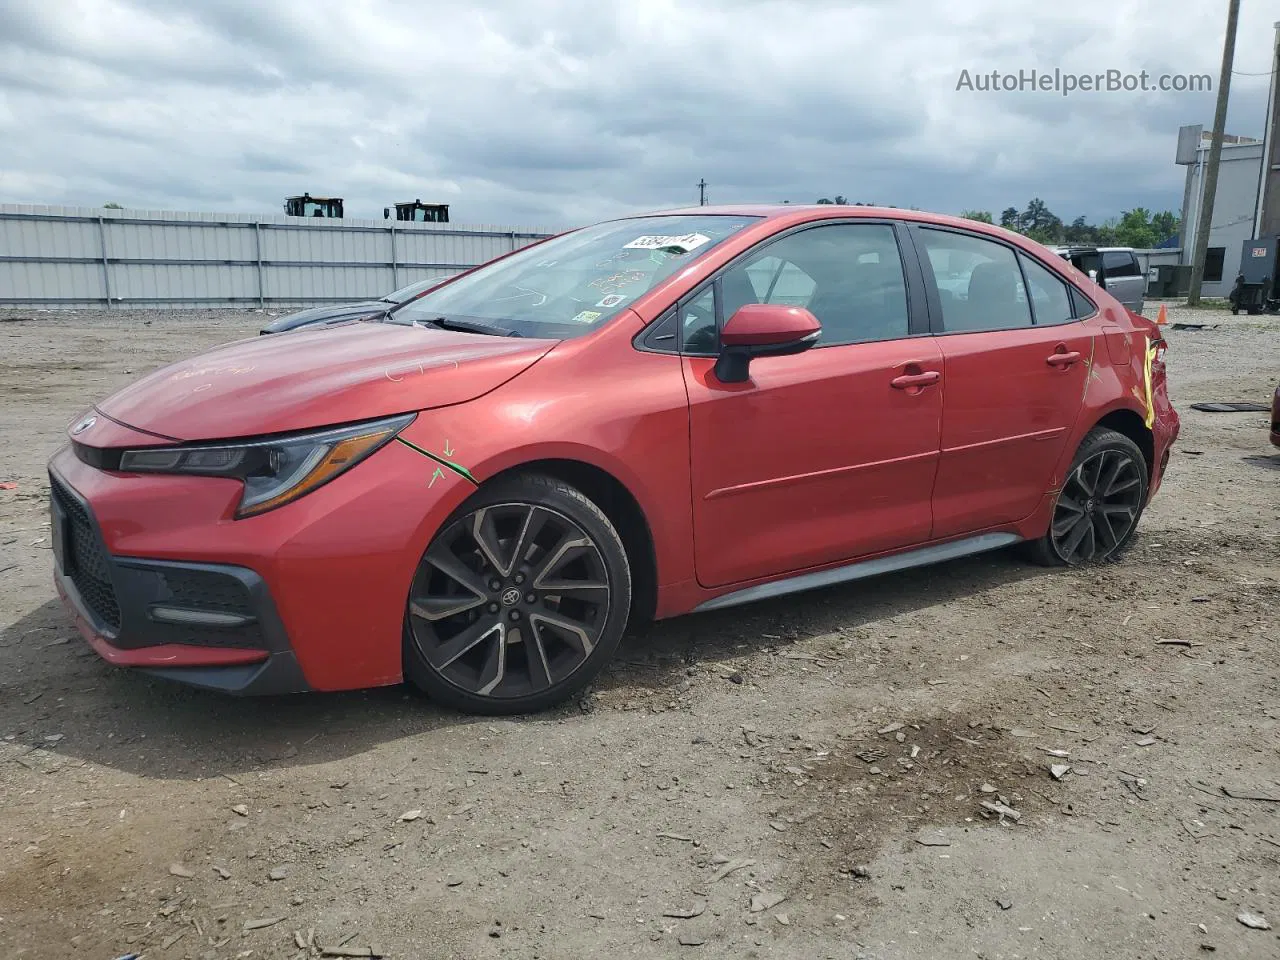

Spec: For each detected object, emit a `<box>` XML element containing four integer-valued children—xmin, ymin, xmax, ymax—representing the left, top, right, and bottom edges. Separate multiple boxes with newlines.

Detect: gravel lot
<box><xmin>1</xmin><ymin>303</ymin><xmax>1277</xmax><ymax>960</ymax></box>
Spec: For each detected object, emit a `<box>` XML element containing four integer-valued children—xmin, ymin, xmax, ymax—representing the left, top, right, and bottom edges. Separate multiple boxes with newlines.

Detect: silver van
<box><xmin>1050</xmin><ymin>246</ymin><xmax>1145</xmax><ymax>315</ymax></box>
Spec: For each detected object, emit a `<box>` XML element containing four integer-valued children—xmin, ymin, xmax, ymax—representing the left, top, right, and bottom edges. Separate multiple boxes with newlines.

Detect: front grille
<box><xmin>49</xmin><ymin>474</ymin><xmax>122</xmax><ymax>631</ymax></box>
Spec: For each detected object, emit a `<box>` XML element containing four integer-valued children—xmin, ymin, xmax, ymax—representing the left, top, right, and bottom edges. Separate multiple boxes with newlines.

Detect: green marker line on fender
<box><xmin>395</xmin><ymin>437</ymin><xmax>478</xmax><ymax>485</ymax></box>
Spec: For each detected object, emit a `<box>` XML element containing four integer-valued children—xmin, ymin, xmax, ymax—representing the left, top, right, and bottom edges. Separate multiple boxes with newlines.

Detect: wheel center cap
<box><xmin>1086</xmin><ymin>498</ymin><xmax>1097</xmax><ymax>512</ymax></box>
<box><xmin>499</xmin><ymin>587</ymin><xmax>522</xmax><ymax>607</ymax></box>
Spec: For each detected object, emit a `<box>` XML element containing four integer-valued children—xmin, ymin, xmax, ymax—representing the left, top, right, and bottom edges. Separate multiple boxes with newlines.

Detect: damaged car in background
<box><xmin>258</xmin><ymin>275</ymin><xmax>448</xmax><ymax>334</ymax></box>
<box><xmin>50</xmin><ymin>204</ymin><xmax>1178</xmax><ymax>714</ymax></box>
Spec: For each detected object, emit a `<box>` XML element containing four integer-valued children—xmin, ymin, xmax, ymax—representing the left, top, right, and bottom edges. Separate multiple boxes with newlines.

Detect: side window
<box><xmin>1017</xmin><ymin>253</ymin><xmax>1075</xmax><ymax>325</ymax></box>
<box><xmin>718</xmin><ymin>223</ymin><xmax>909</xmax><ymax>347</ymax></box>
<box><xmin>1069</xmin><ymin>286</ymin><xmax>1097</xmax><ymax>319</ymax></box>
<box><xmin>918</xmin><ymin>229</ymin><xmax>1032</xmax><ymax>332</ymax></box>
<box><xmin>680</xmin><ymin>286</ymin><xmax>718</xmax><ymax>354</ymax></box>
<box><xmin>1102</xmin><ymin>251</ymin><xmax>1140</xmax><ymax>278</ymax></box>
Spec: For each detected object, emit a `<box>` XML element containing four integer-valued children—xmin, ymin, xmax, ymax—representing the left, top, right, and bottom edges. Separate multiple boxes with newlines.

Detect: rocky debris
<box><xmin>980</xmin><ymin>800</ymin><xmax>1022</xmax><ymax>823</ymax></box>
<box><xmin>269</xmin><ymin>866</ymin><xmax>288</xmax><ymax>881</ymax></box>
<box><xmin>168</xmin><ymin>863</ymin><xmax>194</xmax><ymax>878</ymax></box>
<box><xmin>749</xmin><ymin>891</ymin><xmax>787</xmax><ymax>913</ymax></box>
<box><xmin>710</xmin><ymin>857</ymin><xmax>755</xmax><ymax>883</ymax></box>
<box><xmin>1236</xmin><ymin>912</ymin><xmax>1271</xmax><ymax>930</ymax></box>
<box><xmin>243</xmin><ymin>916</ymin><xmax>285</xmax><ymax>931</ymax></box>
<box><xmin>231</xmin><ymin>804</ymin><xmax>249</xmax><ymax>817</ymax></box>
<box><xmin>1049</xmin><ymin>764</ymin><xmax>1071</xmax><ymax>781</ymax></box>
<box><xmin>663</xmin><ymin>901</ymin><xmax>707</xmax><ymax>919</ymax></box>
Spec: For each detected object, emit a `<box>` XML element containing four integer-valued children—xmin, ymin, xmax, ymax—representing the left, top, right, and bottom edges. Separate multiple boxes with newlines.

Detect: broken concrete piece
<box><xmin>980</xmin><ymin>800</ymin><xmax>1022</xmax><ymax>822</ymax></box>
<box><xmin>749</xmin><ymin>892</ymin><xmax>787</xmax><ymax>913</ymax></box>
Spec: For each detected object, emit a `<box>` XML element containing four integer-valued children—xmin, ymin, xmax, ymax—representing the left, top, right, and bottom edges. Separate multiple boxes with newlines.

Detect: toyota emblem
<box><xmin>500</xmin><ymin>588</ymin><xmax>521</xmax><ymax>606</ymax></box>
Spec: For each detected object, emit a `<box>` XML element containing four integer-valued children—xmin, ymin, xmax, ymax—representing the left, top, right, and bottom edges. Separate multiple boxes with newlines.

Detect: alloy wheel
<box><xmin>1050</xmin><ymin>449</ymin><xmax>1144</xmax><ymax>564</ymax></box>
<box><xmin>407</xmin><ymin>503</ymin><xmax>611</xmax><ymax>699</ymax></box>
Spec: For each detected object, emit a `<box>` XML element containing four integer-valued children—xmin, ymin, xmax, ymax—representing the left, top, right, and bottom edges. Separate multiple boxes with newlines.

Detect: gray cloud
<box><xmin>0</xmin><ymin>0</ymin><xmax>1275</xmax><ymax>229</ymax></box>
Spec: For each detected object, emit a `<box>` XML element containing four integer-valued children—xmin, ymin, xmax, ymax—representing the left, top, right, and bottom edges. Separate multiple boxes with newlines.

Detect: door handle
<box><xmin>890</xmin><ymin>371</ymin><xmax>941</xmax><ymax>389</ymax></box>
<box><xmin>1046</xmin><ymin>351</ymin><xmax>1081</xmax><ymax>367</ymax></box>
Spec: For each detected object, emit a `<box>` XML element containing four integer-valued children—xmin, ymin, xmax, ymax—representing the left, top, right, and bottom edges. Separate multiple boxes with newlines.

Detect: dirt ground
<box><xmin>1</xmin><ymin>303</ymin><xmax>1277</xmax><ymax>960</ymax></box>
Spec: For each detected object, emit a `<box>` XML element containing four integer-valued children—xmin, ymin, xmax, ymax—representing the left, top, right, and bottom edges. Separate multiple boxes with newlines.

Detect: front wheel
<box><xmin>404</xmin><ymin>473</ymin><xmax>631</xmax><ymax>714</ymax></box>
<box><xmin>1029</xmin><ymin>428</ymin><xmax>1149</xmax><ymax>566</ymax></box>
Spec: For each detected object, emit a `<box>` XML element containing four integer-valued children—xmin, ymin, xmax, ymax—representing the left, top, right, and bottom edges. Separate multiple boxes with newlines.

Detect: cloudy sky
<box><xmin>0</xmin><ymin>0</ymin><xmax>1276</xmax><ymax>229</ymax></box>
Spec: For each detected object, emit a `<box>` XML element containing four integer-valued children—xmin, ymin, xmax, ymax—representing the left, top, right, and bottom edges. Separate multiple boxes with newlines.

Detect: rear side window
<box><xmin>1102</xmin><ymin>251</ymin><xmax>1140</xmax><ymax>277</ymax></box>
<box><xmin>918</xmin><ymin>228</ymin><xmax>1032</xmax><ymax>332</ymax></box>
<box><xmin>1018</xmin><ymin>253</ymin><xmax>1075</xmax><ymax>325</ymax></box>
<box><xmin>1070</xmin><ymin>287</ymin><xmax>1097</xmax><ymax>318</ymax></box>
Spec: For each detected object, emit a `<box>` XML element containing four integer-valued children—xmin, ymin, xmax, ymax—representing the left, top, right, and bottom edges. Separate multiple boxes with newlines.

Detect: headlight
<box><xmin>118</xmin><ymin>414</ymin><xmax>415</xmax><ymax>518</ymax></box>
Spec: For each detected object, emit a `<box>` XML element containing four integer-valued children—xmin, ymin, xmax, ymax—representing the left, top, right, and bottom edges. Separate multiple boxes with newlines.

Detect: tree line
<box><xmin>962</xmin><ymin>199</ymin><xmax>1179</xmax><ymax>248</ymax></box>
<box><xmin>814</xmin><ymin>196</ymin><xmax>1180</xmax><ymax>249</ymax></box>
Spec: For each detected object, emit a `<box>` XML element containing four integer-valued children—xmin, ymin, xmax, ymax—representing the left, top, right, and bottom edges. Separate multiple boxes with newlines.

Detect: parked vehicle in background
<box><xmin>50</xmin><ymin>204</ymin><xmax>1178</xmax><ymax>715</ymax></box>
<box><xmin>259</xmin><ymin>277</ymin><xmax>446</xmax><ymax>334</ymax></box>
<box><xmin>1051</xmin><ymin>245</ymin><xmax>1145</xmax><ymax>315</ymax></box>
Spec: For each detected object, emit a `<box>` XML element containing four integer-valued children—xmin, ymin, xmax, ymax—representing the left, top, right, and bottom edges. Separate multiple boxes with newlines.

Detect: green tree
<box><xmin>1151</xmin><ymin>211</ymin><xmax>1180</xmax><ymax>244</ymax></box>
<box><xmin>816</xmin><ymin>195</ymin><xmax>849</xmax><ymax>205</ymax></box>
<box><xmin>1114</xmin><ymin>208</ymin><xmax>1159</xmax><ymax>248</ymax></box>
<box><xmin>1019</xmin><ymin>198</ymin><xmax>1063</xmax><ymax>243</ymax></box>
<box><xmin>960</xmin><ymin>209</ymin><xmax>993</xmax><ymax>223</ymax></box>
<box><xmin>999</xmin><ymin>207</ymin><xmax>1020</xmax><ymax>229</ymax></box>
<box><xmin>103</xmin><ymin>202</ymin><xmax>123</xmax><ymax>209</ymax></box>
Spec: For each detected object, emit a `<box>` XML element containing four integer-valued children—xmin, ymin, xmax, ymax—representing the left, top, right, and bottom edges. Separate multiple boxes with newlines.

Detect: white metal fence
<box><xmin>0</xmin><ymin>204</ymin><xmax>558</xmax><ymax>309</ymax></box>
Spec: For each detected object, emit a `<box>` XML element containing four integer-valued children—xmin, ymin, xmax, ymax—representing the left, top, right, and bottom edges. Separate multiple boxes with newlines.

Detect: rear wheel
<box><xmin>1029</xmin><ymin>428</ymin><xmax>1148</xmax><ymax>566</ymax></box>
<box><xmin>404</xmin><ymin>473</ymin><xmax>631</xmax><ymax>714</ymax></box>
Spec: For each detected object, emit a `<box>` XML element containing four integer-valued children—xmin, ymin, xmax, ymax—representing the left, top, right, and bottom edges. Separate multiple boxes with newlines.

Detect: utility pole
<box><xmin>697</xmin><ymin>178</ymin><xmax>708</xmax><ymax>206</ymax></box>
<box><xmin>1187</xmin><ymin>0</ymin><xmax>1240</xmax><ymax>305</ymax></box>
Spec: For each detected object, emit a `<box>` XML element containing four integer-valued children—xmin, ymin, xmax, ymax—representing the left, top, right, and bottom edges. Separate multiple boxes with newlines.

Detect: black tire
<box><xmin>403</xmin><ymin>472</ymin><xmax>631</xmax><ymax>714</ymax></box>
<box><xmin>1027</xmin><ymin>427</ymin><xmax>1149</xmax><ymax>567</ymax></box>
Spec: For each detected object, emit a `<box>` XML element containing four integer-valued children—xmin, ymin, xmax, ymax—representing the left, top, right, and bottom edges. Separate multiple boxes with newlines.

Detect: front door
<box><xmin>911</xmin><ymin>225</ymin><xmax>1094</xmax><ymax>537</ymax></box>
<box><xmin>682</xmin><ymin>221</ymin><xmax>943</xmax><ymax>588</ymax></box>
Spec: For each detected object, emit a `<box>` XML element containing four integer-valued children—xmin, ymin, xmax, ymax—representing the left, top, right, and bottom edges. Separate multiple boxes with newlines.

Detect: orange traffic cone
<box><xmin>1155</xmin><ymin>303</ymin><xmax>1168</xmax><ymax>326</ymax></box>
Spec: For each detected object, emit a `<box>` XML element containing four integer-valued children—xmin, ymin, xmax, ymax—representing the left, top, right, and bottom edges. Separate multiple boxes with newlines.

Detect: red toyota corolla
<box><xmin>50</xmin><ymin>205</ymin><xmax>1179</xmax><ymax>713</ymax></box>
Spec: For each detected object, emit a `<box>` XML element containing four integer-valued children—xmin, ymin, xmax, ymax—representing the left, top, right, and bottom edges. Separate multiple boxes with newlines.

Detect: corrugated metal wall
<box><xmin>0</xmin><ymin>204</ymin><xmax>558</xmax><ymax>309</ymax></box>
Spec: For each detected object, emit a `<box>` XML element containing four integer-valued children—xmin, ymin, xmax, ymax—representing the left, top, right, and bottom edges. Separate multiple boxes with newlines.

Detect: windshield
<box><xmin>382</xmin><ymin>277</ymin><xmax>444</xmax><ymax>304</ymax></box>
<box><xmin>389</xmin><ymin>215</ymin><xmax>759</xmax><ymax>337</ymax></box>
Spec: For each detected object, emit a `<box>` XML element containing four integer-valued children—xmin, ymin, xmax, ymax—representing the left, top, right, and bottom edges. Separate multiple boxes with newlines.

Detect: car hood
<box><xmin>95</xmin><ymin>323</ymin><xmax>557</xmax><ymax>442</ymax></box>
<box><xmin>261</xmin><ymin>301</ymin><xmax>388</xmax><ymax>333</ymax></box>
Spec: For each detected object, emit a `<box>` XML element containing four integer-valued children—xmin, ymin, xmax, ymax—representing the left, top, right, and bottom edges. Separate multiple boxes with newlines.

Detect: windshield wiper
<box><xmin>415</xmin><ymin>316</ymin><xmax>520</xmax><ymax>337</ymax></box>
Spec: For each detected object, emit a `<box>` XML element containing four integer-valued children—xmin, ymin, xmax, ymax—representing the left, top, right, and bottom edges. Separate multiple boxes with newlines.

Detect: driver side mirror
<box><xmin>713</xmin><ymin>304</ymin><xmax>821</xmax><ymax>383</ymax></box>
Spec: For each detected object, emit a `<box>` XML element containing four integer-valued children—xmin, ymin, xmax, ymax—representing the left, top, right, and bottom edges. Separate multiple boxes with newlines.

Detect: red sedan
<box><xmin>50</xmin><ymin>205</ymin><xmax>1179</xmax><ymax>713</ymax></box>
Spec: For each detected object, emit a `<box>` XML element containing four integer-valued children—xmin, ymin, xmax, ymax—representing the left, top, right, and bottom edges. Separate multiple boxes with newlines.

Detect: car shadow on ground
<box><xmin>610</xmin><ymin>545</ymin><xmax>1048</xmax><ymax>689</ymax></box>
<box><xmin>0</xmin><ymin>547</ymin><xmax>1052</xmax><ymax>782</ymax></box>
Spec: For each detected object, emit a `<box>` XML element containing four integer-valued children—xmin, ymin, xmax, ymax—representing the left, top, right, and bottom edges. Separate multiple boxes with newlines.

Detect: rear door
<box><xmin>682</xmin><ymin>221</ymin><xmax>943</xmax><ymax>587</ymax></box>
<box><xmin>1102</xmin><ymin>250</ymin><xmax>1144</xmax><ymax>312</ymax></box>
<box><xmin>911</xmin><ymin>225</ymin><xmax>1095</xmax><ymax>539</ymax></box>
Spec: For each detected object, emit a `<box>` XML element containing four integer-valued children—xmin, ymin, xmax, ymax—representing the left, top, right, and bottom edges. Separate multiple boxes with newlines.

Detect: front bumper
<box><xmin>47</xmin><ymin>435</ymin><xmax>471</xmax><ymax>693</ymax></box>
<box><xmin>50</xmin><ymin>470</ymin><xmax>310</xmax><ymax>695</ymax></box>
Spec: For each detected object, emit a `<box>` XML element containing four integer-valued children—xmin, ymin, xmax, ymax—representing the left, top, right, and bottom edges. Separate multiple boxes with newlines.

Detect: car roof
<box><xmin>618</xmin><ymin>203</ymin><xmax>1035</xmax><ymax>235</ymax></box>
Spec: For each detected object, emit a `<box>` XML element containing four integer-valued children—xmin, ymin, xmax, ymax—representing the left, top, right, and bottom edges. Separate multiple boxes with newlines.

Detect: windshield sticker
<box><xmin>570</xmin><ymin>310</ymin><xmax>602</xmax><ymax>324</ymax></box>
<box><xmin>623</xmin><ymin>232</ymin><xmax>711</xmax><ymax>253</ymax></box>
<box><xmin>595</xmin><ymin>294</ymin><xmax>628</xmax><ymax>308</ymax></box>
